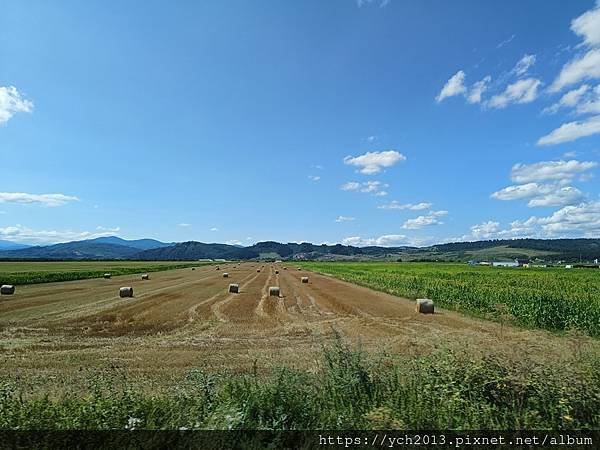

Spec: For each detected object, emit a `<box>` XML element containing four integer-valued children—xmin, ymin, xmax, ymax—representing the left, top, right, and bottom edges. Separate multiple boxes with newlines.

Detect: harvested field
<box><xmin>0</xmin><ymin>262</ymin><xmax>597</xmax><ymax>397</ymax></box>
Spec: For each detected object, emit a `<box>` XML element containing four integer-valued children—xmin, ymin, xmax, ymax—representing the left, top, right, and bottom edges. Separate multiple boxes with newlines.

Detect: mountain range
<box><xmin>0</xmin><ymin>236</ymin><xmax>598</xmax><ymax>263</ymax></box>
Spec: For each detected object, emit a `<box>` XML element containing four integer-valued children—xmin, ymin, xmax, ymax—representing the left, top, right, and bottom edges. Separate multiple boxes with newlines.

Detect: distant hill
<box><xmin>0</xmin><ymin>240</ymin><xmax>32</xmax><ymax>251</ymax></box>
<box><xmin>430</xmin><ymin>239</ymin><xmax>600</xmax><ymax>262</ymax></box>
<box><xmin>0</xmin><ymin>236</ymin><xmax>173</xmax><ymax>260</ymax></box>
<box><xmin>136</xmin><ymin>241</ymin><xmax>260</xmax><ymax>260</ymax></box>
<box><xmin>0</xmin><ymin>241</ymin><xmax>141</xmax><ymax>260</ymax></box>
<box><xmin>88</xmin><ymin>236</ymin><xmax>172</xmax><ymax>250</ymax></box>
<box><xmin>136</xmin><ymin>238</ymin><xmax>600</xmax><ymax>263</ymax></box>
<box><xmin>0</xmin><ymin>236</ymin><xmax>598</xmax><ymax>262</ymax></box>
<box><xmin>134</xmin><ymin>241</ymin><xmax>411</xmax><ymax>261</ymax></box>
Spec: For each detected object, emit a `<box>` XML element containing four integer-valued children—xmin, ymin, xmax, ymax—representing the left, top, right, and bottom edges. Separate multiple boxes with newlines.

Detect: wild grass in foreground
<box><xmin>298</xmin><ymin>262</ymin><xmax>600</xmax><ymax>337</ymax></box>
<box><xmin>0</xmin><ymin>339</ymin><xmax>597</xmax><ymax>430</ymax></box>
<box><xmin>0</xmin><ymin>262</ymin><xmax>205</xmax><ymax>285</ymax></box>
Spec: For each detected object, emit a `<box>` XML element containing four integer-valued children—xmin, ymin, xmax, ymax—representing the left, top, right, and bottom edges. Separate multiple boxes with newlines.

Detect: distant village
<box><xmin>467</xmin><ymin>258</ymin><xmax>600</xmax><ymax>269</ymax></box>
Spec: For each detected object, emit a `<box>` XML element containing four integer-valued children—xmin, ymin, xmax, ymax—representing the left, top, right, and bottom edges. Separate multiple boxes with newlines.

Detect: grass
<box><xmin>0</xmin><ymin>337</ymin><xmax>597</xmax><ymax>430</ymax></box>
<box><xmin>297</xmin><ymin>262</ymin><xmax>600</xmax><ymax>337</ymax></box>
<box><xmin>0</xmin><ymin>261</ymin><xmax>208</xmax><ymax>285</ymax></box>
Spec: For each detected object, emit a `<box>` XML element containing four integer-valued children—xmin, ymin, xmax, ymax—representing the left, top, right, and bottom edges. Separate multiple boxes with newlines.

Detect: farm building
<box><xmin>491</xmin><ymin>259</ymin><xmax>530</xmax><ymax>268</ymax></box>
<box><xmin>492</xmin><ymin>261</ymin><xmax>519</xmax><ymax>268</ymax></box>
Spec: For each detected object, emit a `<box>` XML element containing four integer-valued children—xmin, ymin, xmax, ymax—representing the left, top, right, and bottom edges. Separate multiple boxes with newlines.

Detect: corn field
<box><xmin>300</xmin><ymin>262</ymin><xmax>600</xmax><ymax>337</ymax></box>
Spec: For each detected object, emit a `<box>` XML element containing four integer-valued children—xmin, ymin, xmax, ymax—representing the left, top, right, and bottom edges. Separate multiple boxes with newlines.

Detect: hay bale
<box><xmin>297</xmin><ymin>267</ymin><xmax>302</xmax><ymax>271</ymax></box>
<box><xmin>257</xmin><ymin>269</ymin><xmax>261</xmax><ymax>273</ymax></box>
<box><xmin>141</xmin><ymin>274</ymin><xmax>149</xmax><ymax>280</ymax></box>
<box><xmin>216</xmin><ymin>267</ymin><xmax>220</xmax><ymax>270</ymax></box>
<box><xmin>229</xmin><ymin>283</ymin><xmax>239</xmax><ymax>293</ymax></box>
<box><xmin>301</xmin><ymin>277</ymin><xmax>309</xmax><ymax>284</ymax></box>
<box><xmin>416</xmin><ymin>298</ymin><xmax>434</xmax><ymax>314</ymax></box>
<box><xmin>1</xmin><ymin>285</ymin><xmax>15</xmax><ymax>295</ymax></box>
<box><xmin>103</xmin><ymin>273</ymin><xmax>111</xmax><ymax>279</ymax></box>
<box><xmin>269</xmin><ymin>286</ymin><xmax>280</xmax><ymax>297</ymax></box>
<box><xmin>283</xmin><ymin>267</ymin><xmax>287</xmax><ymax>270</ymax></box>
<box><xmin>192</xmin><ymin>268</ymin><xmax>195</xmax><ymax>271</ymax></box>
<box><xmin>119</xmin><ymin>287</ymin><xmax>134</xmax><ymax>298</ymax></box>
<box><xmin>223</xmin><ymin>272</ymin><xmax>229</xmax><ymax>278</ymax></box>
<box><xmin>275</xmin><ymin>270</ymin><xmax>279</xmax><ymax>274</ymax></box>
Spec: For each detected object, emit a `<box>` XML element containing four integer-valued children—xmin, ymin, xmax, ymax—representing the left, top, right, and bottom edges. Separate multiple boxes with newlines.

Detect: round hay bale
<box><xmin>1</xmin><ymin>285</ymin><xmax>15</xmax><ymax>295</ymax></box>
<box><xmin>216</xmin><ymin>267</ymin><xmax>220</xmax><ymax>271</ymax></box>
<box><xmin>229</xmin><ymin>283</ymin><xmax>239</xmax><ymax>293</ymax></box>
<box><xmin>416</xmin><ymin>298</ymin><xmax>434</xmax><ymax>314</ymax></box>
<box><xmin>103</xmin><ymin>273</ymin><xmax>111</xmax><ymax>279</ymax></box>
<box><xmin>257</xmin><ymin>269</ymin><xmax>261</xmax><ymax>273</ymax></box>
<box><xmin>192</xmin><ymin>268</ymin><xmax>195</xmax><ymax>271</ymax></box>
<box><xmin>141</xmin><ymin>274</ymin><xmax>149</xmax><ymax>280</ymax></box>
<box><xmin>301</xmin><ymin>277</ymin><xmax>309</xmax><ymax>284</ymax></box>
<box><xmin>283</xmin><ymin>267</ymin><xmax>287</xmax><ymax>270</ymax></box>
<box><xmin>269</xmin><ymin>286</ymin><xmax>280</xmax><ymax>297</ymax></box>
<box><xmin>297</xmin><ymin>267</ymin><xmax>302</xmax><ymax>271</ymax></box>
<box><xmin>275</xmin><ymin>270</ymin><xmax>279</xmax><ymax>274</ymax></box>
<box><xmin>119</xmin><ymin>287</ymin><xmax>134</xmax><ymax>298</ymax></box>
<box><xmin>222</xmin><ymin>272</ymin><xmax>229</xmax><ymax>278</ymax></box>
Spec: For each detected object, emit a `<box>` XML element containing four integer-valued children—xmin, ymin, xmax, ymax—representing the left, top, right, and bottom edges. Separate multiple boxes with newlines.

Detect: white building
<box><xmin>492</xmin><ymin>261</ymin><xmax>519</xmax><ymax>268</ymax></box>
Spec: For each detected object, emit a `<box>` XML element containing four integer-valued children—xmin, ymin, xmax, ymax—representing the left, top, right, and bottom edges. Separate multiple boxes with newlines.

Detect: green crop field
<box><xmin>298</xmin><ymin>262</ymin><xmax>600</xmax><ymax>337</ymax></box>
<box><xmin>0</xmin><ymin>261</ymin><xmax>205</xmax><ymax>285</ymax></box>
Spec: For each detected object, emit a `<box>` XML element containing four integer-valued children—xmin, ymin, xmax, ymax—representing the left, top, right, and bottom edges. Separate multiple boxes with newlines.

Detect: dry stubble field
<box><xmin>0</xmin><ymin>262</ymin><xmax>596</xmax><ymax>395</ymax></box>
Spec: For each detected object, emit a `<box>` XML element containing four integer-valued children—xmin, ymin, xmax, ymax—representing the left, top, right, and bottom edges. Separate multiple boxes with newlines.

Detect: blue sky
<box><xmin>1</xmin><ymin>0</ymin><xmax>600</xmax><ymax>246</ymax></box>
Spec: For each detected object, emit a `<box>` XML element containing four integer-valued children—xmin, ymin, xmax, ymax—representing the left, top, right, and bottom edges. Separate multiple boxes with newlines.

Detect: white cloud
<box><xmin>497</xmin><ymin>34</ymin><xmax>516</xmax><ymax>49</ymax></box>
<box><xmin>469</xmin><ymin>221</ymin><xmax>501</xmax><ymax>239</ymax></box>
<box><xmin>542</xmin><ymin>84</ymin><xmax>590</xmax><ymax>114</ymax></box>
<box><xmin>510</xmin><ymin>159</ymin><xmax>597</xmax><ymax>183</ymax></box>
<box><xmin>570</xmin><ymin>2</ymin><xmax>600</xmax><ymax>48</ymax></box>
<box><xmin>495</xmin><ymin>202</ymin><xmax>600</xmax><ymax>238</ymax></box>
<box><xmin>378</xmin><ymin>201</ymin><xmax>432</xmax><ymax>210</ymax></box>
<box><xmin>0</xmin><ymin>192</ymin><xmax>79</xmax><ymax>207</ymax></box>
<box><xmin>341</xmin><ymin>181</ymin><xmax>360</xmax><ymax>191</ymax></box>
<box><xmin>436</xmin><ymin>70</ymin><xmax>467</xmax><ymax>102</ymax></box>
<box><xmin>537</xmin><ymin>115</ymin><xmax>600</xmax><ymax>145</ymax></box>
<box><xmin>492</xmin><ymin>183</ymin><xmax>552</xmax><ymax>201</ymax></box>
<box><xmin>0</xmin><ymin>225</ymin><xmax>120</xmax><ymax>244</ymax></box>
<box><xmin>342</xmin><ymin>234</ymin><xmax>410</xmax><ymax>247</ymax></box>
<box><xmin>356</xmin><ymin>0</ymin><xmax>390</xmax><ymax>7</ymax></box>
<box><xmin>308</xmin><ymin>175</ymin><xmax>321</xmax><ymax>181</ymax></box>
<box><xmin>437</xmin><ymin>72</ymin><xmax>493</xmax><ymax>104</ymax></box>
<box><xmin>340</xmin><ymin>180</ymin><xmax>388</xmax><ymax>196</ymax></box>
<box><xmin>534</xmin><ymin>201</ymin><xmax>600</xmax><ymax>236</ymax></box>
<box><xmin>526</xmin><ymin>186</ymin><xmax>584</xmax><ymax>207</ymax></box>
<box><xmin>576</xmin><ymin>84</ymin><xmax>600</xmax><ymax>114</ymax></box>
<box><xmin>402</xmin><ymin>210</ymin><xmax>448</xmax><ymax>229</ymax></box>
<box><xmin>467</xmin><ymin>76</ymin><xmax>491</xmax><ymax>104</ymax></box>
<box><xmin>512</xmin><ymin>54</ymin><xmax>536</xmax><ymax>77</ymax></box>
<box><xmin>366</xmin><ymin>135</ymin><xmax>377</xmax><ymax>142</ymax></box>
<box><xmin>550</xmin><ymin>49</ymin><xmax>600</xmax><ymax>92</ymax></box>
<box><xmin>491</xmin><ymin>182</ymin><xmax>584</xmax><ymax>207</ymax></box>
<box><xmin>178</xmin><ymin>223</ymin><xmax>191</xmax><ymax>227</ymax></box>
<box><xmin>0</xmin><ymin>86</ymin><xmax>33</xmax><ymax>125</ymax></box>
<box><xmin>549</xmin><ymin>2</ymin><xmax>600</xmax><ymax>92</ymax></box>
<box><xmin>343</xmin><ymin>150</ymin><xmax>406</xmax><ymax>175</ymax></box>
<box><xmin>210</xmin><ymin>227</ymin><xmax>219</xmax><ymax>232</ymax></box>
<box><xmin>487</xmin><ymin>78</ymin><xmax>541</xmax><ymax>108</ymax></box>
<box><xmin>461</xmin><ymin>202</ymin><xmax>600</xmax><ymax>240</ymax></box>
<box><xmin>335</xmin><ymin>215</ymin><xmax>356</xmax><ymax>222</ymax></box>
<box><xmin>225</xmin><ymin>239</ymin><xmax>243</xmax><ymax>246</ymax></box>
